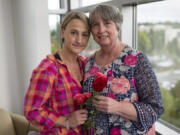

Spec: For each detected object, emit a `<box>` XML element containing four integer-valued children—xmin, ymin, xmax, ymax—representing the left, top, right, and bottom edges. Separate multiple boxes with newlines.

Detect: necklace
<box><xmin>100</xmin><ymin>65</ymin><xmax>105</xmax><ymax>73</ymax></box>
<box><xmin>58</xmin><ymin>50</ymin><xmax>82</xmax><ymax>82</ymax></box>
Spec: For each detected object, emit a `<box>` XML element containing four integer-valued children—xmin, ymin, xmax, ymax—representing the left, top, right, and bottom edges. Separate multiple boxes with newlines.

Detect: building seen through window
<box><xmin>137</xmin><ymin>0</ymin><xmax>180</xmax><ymax>129</ymax></box>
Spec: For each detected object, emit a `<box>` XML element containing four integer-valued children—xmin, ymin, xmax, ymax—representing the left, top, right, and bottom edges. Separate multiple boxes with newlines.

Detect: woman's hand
<box><xmin>93</xmin><ymin>95</ymin><xmax>138</xmax><ymax>121</ymax></box>
<box><xmin>93</xmin><ymin>95</ymin><xmax>120</xmax><ymax>114</ymax></box>
<box><xmin>68</xmin><ymin>109</ymin><xmax>88</xmax><ymax>129</ymax></box>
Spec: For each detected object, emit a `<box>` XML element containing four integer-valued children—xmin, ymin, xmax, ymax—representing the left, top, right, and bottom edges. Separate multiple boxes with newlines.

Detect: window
<box><xmin>137</xmin><ymin>0</ymin><xmax>180</xmax><ymax>129</ymax></box>
<box><xmin>48</xmin><ymin>15</ymin><xmax>61</xmax><ymax>53</ymax></box>
<box><xmin>70</xmin><ymin>0</ymin><xmax>111</xmax><ymax>9</ymax></box>
<box><xmin>48</xmin><ymin>0</ymin><xmax>61</xmax><ymax>10</ymax></box>
<box><xmin>48</xmin><ymin>0</ymin><xmax>67</xmax><ymax>53</ymax></box>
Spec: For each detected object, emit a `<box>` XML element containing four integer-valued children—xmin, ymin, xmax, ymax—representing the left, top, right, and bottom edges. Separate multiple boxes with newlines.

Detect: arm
<box><xmin>93</xmin><ymin>96</ymin><xmax>138</xmax><ymax>121</ymax></box>
<box><xmin>132</xmin><ymin>53</ymin><xmax>164</xmax><ymax>131</ymax></box>
<box><xmin>24</xmin><ymin>66</ymin><xmax>59</xmax><ymax>130</ymax></box>
<box><xmin>24</xmin><ymin>63</ymin><xmax>88</xmax><ymax>131</ymax></box>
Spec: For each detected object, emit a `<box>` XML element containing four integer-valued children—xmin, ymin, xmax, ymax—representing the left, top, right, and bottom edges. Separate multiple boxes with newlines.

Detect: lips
<box><xmin>73</xmin><ymin>44</ymin><xmax>84</xmax><ymax>48</ymax></box>
<box><xmin>98</xmin><ymin>35</ymin><xmax>108</xmax><ymax>40</ymax></box>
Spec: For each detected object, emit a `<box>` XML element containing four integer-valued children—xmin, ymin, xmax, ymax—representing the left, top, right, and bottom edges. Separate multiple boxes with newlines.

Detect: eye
<box><xmin>105</xmin><ymin>21</ymin><xmax>111</xmax><ymax>25</ymax></box>
<box><xmin>82</xmin><ymin>33</ymin><xmax>89</xmax><ymax>38</ymax></box>
<box><xmin>71</xmin><ymin>31</ymin><xmax>77</xmax><ymax>35</ymax></box>
<box><xmin>92</xmin><ymin>23</ymin><xmax>99</xmax><ymax>28</ymax></box>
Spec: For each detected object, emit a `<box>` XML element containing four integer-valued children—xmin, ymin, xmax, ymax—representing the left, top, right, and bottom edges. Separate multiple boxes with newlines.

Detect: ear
<box><xmin>60</xmin><ymin>28</ymin><xmax>65</xmax><ymax>39</ymax></box>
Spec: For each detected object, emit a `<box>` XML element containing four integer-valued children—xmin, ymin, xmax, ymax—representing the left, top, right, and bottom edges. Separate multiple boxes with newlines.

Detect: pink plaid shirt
<box><xmin>24</xmin><ymin>53</ymin><xmax>84</xmax><ymax>135</ymax></box>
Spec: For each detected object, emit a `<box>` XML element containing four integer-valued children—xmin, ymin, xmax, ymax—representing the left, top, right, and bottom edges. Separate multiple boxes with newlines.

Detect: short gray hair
<box><xmin>89</xmin><ymin>4</ymin><xmax>123</xmax><ymax>31</ymax></box>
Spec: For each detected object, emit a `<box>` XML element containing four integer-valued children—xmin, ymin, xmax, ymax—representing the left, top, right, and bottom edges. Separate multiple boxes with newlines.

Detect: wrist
<box><xmin>65</xmin><ymin>117</ymin><xmax>70</xmax><ymax>130</ymax></box>
<box><xmin>115</xmin><ymin>101</ymin><xmax>123</xmax><ymax>115</ymax></box>
<box><xmin>55</xmin><ymin>116</ymin><xmax>67</xmax><ymax>127</ymax></box>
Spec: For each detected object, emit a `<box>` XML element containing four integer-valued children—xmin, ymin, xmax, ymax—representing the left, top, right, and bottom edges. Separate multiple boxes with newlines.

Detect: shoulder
<box><xmin>123</xmin><ymin>45</ymin><xmax>139</xmax><ymax>56</ymax></box>
<box><xmin>32</xmin><ymin>54</ymin><xmax>58</xmax><ymax>77</ymax></box>
<box><xmin>123</xmin><ymin>45</ymin><xmax>150</xmax><ymax>61</ymax></box>
<box><xmin>84</xmin><ymin>52</ymin><xmax>96</xmax><ymax>64</ymax></box>
<box><xmin>136</xmin><ymin>52</ymin><xmax>151</xmax><ymax>66</ymax></box>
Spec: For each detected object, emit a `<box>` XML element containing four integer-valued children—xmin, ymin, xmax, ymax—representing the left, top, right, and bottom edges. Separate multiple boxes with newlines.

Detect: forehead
<box><xmin>66</xmin><ymin>19</ymin><xmax>88</xmax><ymax>31</ymax></box>
<box><xmin>92</xmin><ymin>14</ymin><xmax>111</xmax><ymax>23</ymax></box>
<box><xmin>92</xmin><ymin>16</ymin><xmax>114</xmax><ymax>25</ymax></box>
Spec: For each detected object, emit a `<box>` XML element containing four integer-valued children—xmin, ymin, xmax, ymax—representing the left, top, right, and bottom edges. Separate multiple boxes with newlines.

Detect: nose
<box><xmin>76</xmin><ymin>34</ymin><xmax>82</xmax><ymax>43</ymax></box>
<box><xmin>98</xmin><ymin>23</ymin><xmax>105</xmax><ymax>33</ymax></box>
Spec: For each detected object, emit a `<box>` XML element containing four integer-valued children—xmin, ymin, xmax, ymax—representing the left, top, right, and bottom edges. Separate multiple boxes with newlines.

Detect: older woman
<box><xmin>24</xmin><ymin>11</ymin><xmax>90</xmax><ymax>135</ymax></box>
<box><xmin>82</xmin><ymin>4</ymin><xmax>164</xmax><ymax>135</ymax></box>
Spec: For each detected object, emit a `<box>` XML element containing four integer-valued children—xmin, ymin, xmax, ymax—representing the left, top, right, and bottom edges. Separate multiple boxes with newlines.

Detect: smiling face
<box><xmin>61</xmin><ymin>18</ymin><xmax>89</xmax><ymax>55</ymax></box>
<box><xmin>91</xmin><ymin>16</ymin><xmax>119</xmax><ymax>48</ymax></box>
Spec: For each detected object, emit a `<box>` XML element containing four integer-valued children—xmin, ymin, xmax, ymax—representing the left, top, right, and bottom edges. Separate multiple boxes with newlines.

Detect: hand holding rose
<box><xmin>71</xmin><ymin>92</ymin><xmax>92</xmax><ymax>129</ymax></box>
<box><xmin>93</xmin><ymin>95</ymin><xmax>120</xmax><ymax>115</ymax></box>
<box><xmin>73</xmin><ymin>72</ymin><xmax>108</xmax><ymax>134</ymax></box>
<box><xmin>68</xmin><ymin>109</ymin><xmax>88</xmax><ymax>128</ymax></box>
<box><xmin>93</xmin><ymin>95</ymin><xmax>138</xmax><ymax>121</ymax></box>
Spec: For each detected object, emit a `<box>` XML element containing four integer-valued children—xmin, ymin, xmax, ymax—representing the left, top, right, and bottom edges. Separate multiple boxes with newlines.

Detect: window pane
<box><xmin>81</xmin><ymin>35</ymin><xmax>100</xmax><ymax>57</ymax></box>
<box><xmin>48</xmin><ymin>0</ymin><xmax>60</xmax><ymax>10</ymax></box>
<box><xmin>71</xmin><ymin>0</ymin><xmax>111</xmax><ymax>9</ymax></box>
<box><xmin>49</xmin><ymin>15</ymin><xmax>61</xmax><ymax>53</ymax></box>
<box><xmin>137</xmin><ymin>0</ymin><xmax>180</xmax><ymax>129</ymax></box>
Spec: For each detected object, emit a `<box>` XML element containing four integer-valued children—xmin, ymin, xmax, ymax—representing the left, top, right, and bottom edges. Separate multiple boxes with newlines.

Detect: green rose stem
<box><xmin>86</xmin><ymin>72</ymin><xmax>107</xmax><ymax>134</ymax></box>
<box><xmin>90</xmin><ymin>90</ymin><xmax>99</xmax><ymax>135</ymax></box>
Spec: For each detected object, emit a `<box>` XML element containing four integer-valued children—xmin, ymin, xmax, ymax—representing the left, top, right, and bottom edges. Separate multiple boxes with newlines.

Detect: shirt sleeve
<box><xmin>24</xmin><ymin>65</ymin><xmax>60</xmax><ymax>131</ymax></box>
<box><xmin>132</xmin><ymin>53</ymin><xmax>164</xmax><ymax>132</ymax></box>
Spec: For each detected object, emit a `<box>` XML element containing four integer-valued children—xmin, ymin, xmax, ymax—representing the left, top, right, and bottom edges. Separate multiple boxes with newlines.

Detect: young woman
<box><xmin>24</xmin><ymin>11</ymin><xmax>90</xmax><ymax>135</ymax></box>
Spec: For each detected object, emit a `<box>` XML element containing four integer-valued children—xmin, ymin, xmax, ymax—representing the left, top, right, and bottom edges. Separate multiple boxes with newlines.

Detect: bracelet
<box><xmin>65</xmin><ymin>117</ymin><xmax>70</xmax><ymax>130</ymax></box>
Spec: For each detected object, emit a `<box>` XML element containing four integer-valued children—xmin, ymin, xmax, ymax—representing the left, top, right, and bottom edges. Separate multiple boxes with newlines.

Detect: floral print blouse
<box><xmin>82</xmin><ymin>45</ymin><xmax>164</xmax><ymax>135</ymax></box>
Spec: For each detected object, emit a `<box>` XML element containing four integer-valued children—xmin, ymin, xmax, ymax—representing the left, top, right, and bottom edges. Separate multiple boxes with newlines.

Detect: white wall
<box><xmin>0</xmin><ymin>0</ymin><xmax>51</xmax><ymax>114</ymax></box>
<box><xmin>0</xmin><ymin>0</ymin><xmax>16</xmax><ymax>111</ymax></box>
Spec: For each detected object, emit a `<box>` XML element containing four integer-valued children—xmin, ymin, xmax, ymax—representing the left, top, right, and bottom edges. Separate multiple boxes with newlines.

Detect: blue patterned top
<box><xmin>82</xmin><ymin>45</ymin><xmax>164</xmax><ymax>135</ymax></box>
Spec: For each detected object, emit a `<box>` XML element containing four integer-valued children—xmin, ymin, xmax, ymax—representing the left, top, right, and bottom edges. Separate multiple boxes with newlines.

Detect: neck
<box><xmin>100</xmin><ymin>40</ymin><xmax>123</xmax><ymax>58</ymax></box>
<box><xmin>59</xmin><ymin>48</ymin><xmax>78</xmax><ymax>64</ymax></box>
<box><xmin>95</xmin><ymin>41</ymin><xmax>125</xmax><ymax>68</ymax></box>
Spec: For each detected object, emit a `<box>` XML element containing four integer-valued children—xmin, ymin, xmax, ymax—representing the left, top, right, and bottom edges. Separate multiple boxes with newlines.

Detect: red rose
<box><xmin>84</xmin><ymin>92</ymin><xmax>92</xmax><ymax>98</ymax></box>
<box><xmin>92</xmin><ymin>72</ymin><xmax>107</xmax><ymax>92</ymax></box>
<box><xmin>73</xmin><ymin>93</ymin><xmax>86</xmax><ymax>104</ymax></box>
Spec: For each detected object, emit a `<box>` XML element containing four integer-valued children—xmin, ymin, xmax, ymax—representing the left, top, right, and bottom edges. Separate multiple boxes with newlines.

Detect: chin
<box><xmin>98</xmin><ymin>43</ymin><xmax>110</xmax><ymax>47</ymax></box>
<box><xmin>73</xmin><ymin>49</ymin><xmax>83</xmax><ymax>55</ymax></box>
<box><xmin>96</xmin><ymin>41</ymin><xmax>109</xmax><ymax>46</ymax></box>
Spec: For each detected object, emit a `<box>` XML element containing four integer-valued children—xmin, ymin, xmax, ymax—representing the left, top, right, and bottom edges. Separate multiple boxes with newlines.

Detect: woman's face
<box><xmin>91</xmin><ymin>16</ymin><xmax>119</xmax><ymax>47</ymax></box>
<box><xmin>61</xmin><ymin>19</ymin><xmax>89</xmax><ymax>54</ymax></box>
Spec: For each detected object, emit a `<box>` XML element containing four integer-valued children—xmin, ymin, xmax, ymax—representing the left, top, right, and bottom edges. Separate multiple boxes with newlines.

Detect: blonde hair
<box><xmin>60</xmin><ymin>11</ymin><xmax>90</xmax><ymax>43</ymax></box>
